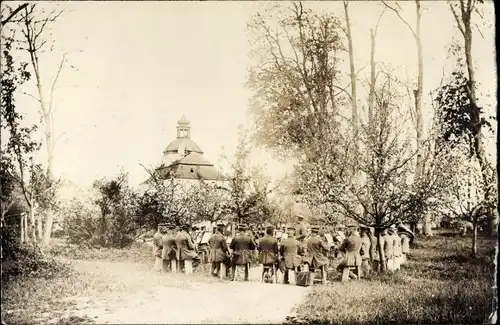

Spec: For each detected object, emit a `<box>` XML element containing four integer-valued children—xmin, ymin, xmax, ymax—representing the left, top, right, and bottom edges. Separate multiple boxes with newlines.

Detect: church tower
<box><xmin>176</xmin><ymin>114</ymin><xmax>191</xmax><ymax>139</ymax></box>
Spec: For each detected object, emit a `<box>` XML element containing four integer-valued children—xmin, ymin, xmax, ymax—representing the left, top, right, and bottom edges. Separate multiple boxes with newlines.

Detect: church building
<box><xmin>152</xmin><ymin>115</ymin><xmax>225</xmax><ymax>185</ymax></box>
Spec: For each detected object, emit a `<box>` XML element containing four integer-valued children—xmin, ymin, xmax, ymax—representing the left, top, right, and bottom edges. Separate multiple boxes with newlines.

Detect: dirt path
<box><xmin>66</xmin><ymin>260</ymin><xmax>311</xmax><ymax>324</ymax></box>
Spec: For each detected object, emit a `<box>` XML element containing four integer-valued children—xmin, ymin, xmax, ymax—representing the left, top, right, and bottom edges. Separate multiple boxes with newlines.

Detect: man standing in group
<box><xmin>383</xmin><ymin>227</ymin><xmax>394</xmax><ymax>272</ymax></box>
<box><xmin>208</xmin><ymin>223</ymin><xmax>230</xmax><ymax>277</ymax></box>
<box><xmin>280</xmin><ymin>226</ymin><xmax>302</xmax><ymax>284</ymax></box>
<box><xmin>303</xmin><ymin>226</ymin><xmax>330</xmax><ymax>285</ymax></box>
<box><xmin>161</xmin><ymin>223</ymin><xmax>177</xmax><ymax>272</ymax></box>
<box><xmin>337</xmin><ymin>224</ymin><xmax>363</xmax><ymax>280</ymax></box>
<box><xmin>175</xmin><ymin>224</ymin><xmax>199</xmax><ymax>273</ymax></box>
<box><xmin>391</xmin><ymin>226</ymin><xmax>402</xmax><ymax>271</ymax></box>
<box><xmin>153</xmin><ymin>223</ymin><xmax>167</xmax><ymax>272</ymax></box>
<box><xmin>296</xmin><ymin>215</ymin><xmax>308</xmax><ymax>247</ymax></box>
<box><xmin>257</xmin><ymin>225</ymin><xmax>280</xmax><ymax>283</ymax></box>
<box><xmin>230</xmin><ymin>224</ymin><xmax>256</xmax><ymax>281</ymax></box>
<box><xmin>359</xmin><ymin>225</ymin><xmax>372</xmax><ymax>277</ymax></box>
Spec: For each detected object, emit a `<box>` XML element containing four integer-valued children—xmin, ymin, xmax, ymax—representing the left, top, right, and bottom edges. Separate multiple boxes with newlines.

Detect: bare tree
<box><xmin>18</xmin><ymin>4</ymin><xmax>66</xmax><ymax>246</ymax></box>
<box><xmin>448</xmin><ymin>0</ymin><xmax>496</xmax><ymax>235</ymax></box>
<box><xmin>381</xmin><ymin>0</ymin><xmax>429</xmax><ymax>235</ymax></box>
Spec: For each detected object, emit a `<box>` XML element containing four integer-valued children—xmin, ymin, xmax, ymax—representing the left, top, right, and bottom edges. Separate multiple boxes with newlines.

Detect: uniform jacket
<box><xmin>338</xmin><ymin>234</ymin><xmax>362</xmax><ymax>267</ymax></box>
<box><xmin>369</xmin><ymin>234</ymin><xmax>378</xmax><ymax>261</ymax></box>
<box><xmin>208</xmin><ymin>232</ymin><xmax>229</xmax><ymax>263</ymax></box>
<box><xmin>383</xmin><ymin>233</ymin><xmax>394</xmax><ymax>259</ymax></box>
<box><xmin>400</xmin><ymin>233</ymin><xmax>411</xmax><ymax>254</ymax></box>
<box><xmin>161</xmin><ymin>233</ymin><xmax>177</xmax><ymax>260</ymax></box>
<box><xmin>392</xmin><ymin>233</ymin><xmax>402</xmax><ymax>257</ymax></box>
<box><xmin>280</xmin><ymin>237</ymin><xmax>302</xmax><ymax>269</ymax></box>
<box><xmin>296</xmin><ymin>223</ymin><xmax>308</xmax><ymax>242</ymax></box>
<box><xmin>360</xmin><ymin>234</ymin><xmax>371</xmax><ymax>261</ymax></box>
<box><xmin>153</xmin><ymin>231</ymin><xmax>163</xmax><ymax>257</ymax></box>
<box><xmin>303</xmin><ymin>235</ymin><xmax>329</xmax><ymax>268</ymax></box>
<box><xmin>257</xmin><ymin>235</ymin><xmax>279</xmax><ymax>265</ymax></box>
<box><xmin>230</xmin><ymin>232</ymin><xmax>256</xmax><ymax>265</ymax></box>
<box><xmin>175</xmin><ymin>231</ymin><xmax>198</xmax><ymax>261</ymax></box>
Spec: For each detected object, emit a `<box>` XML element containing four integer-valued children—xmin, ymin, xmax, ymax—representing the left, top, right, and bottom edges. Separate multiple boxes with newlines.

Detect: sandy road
<box><xmin>67</xmin><ymin>260</ymin><xmax>311</xmax><ymax>324</ymax></box>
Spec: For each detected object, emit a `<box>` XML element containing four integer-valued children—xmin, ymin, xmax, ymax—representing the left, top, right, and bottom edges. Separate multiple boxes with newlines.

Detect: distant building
<box><xmin>141</xmin><ymin>115</ymin><xmax>229</xmax><ymax>230</ymax></box>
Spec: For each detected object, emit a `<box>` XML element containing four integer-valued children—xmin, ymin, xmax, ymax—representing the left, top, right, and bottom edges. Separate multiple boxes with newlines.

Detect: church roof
<box><xmin>163</xmin><ymin>138</ymin><xmax>204</xmax><ymax>154</ymax></box>
<box><xmin>155</xmin><ymin>152</ymin><xmax>225</xmax><ymax>181</ymax></box>
<box><xmin>178</xmin><ymin>114</ymin><xmax>190</xmax><ymax>126</ymax></box>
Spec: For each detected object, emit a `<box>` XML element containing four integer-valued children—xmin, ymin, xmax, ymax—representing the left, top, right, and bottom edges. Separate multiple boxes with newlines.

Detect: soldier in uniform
<box><xmin>230</xmin><ymin>223</ymin><xmax>256</xmax><ymax>281</ymax></box>
<box><xmin>175</xmin><ymin>224</ymin><xmax>199</xmax><ymax>272</ymax></box>
<box><xmin>337</xmin><ymin>224</ymin><xmax>363</xmax><ymax>280</ymax></box>
<box><xmin>153</xmin><ymin>223</ymin><xmax>167</xmax><ymax>272</ymax></box>
<box><xmin>208</xmin><ymin>223</ymin><xmax>230</xmax><ymax>277</ymax></box>
<box><xmin>392</xmin><ymin>226</ymin><xmax>402</xmax><ymax>271</ymax></box>
<box><xmin>399</xmin><ymin>230</ymin><xmax>412</xmax><ymax>264</ymax></box>
<box><xmin>257</xmin><ymin>225</ymin><xmax>280</xmax><ymax>283</ymax></box>
<box><xmin>303</xmin><ymin>226</ymin><xmax>330</xmax><ymax>284</ymax></box>
<box><xmin>296</xmin><ymin>215</ymin><xmax>308</xmax><ymax>247</ymax></box>
<box><xmin>161</xmin><ymin>223</ymin><xmax>177</xmax><ymax>272</ymax></box>
<box><xmin>280</xmin><ymin>226</ymin><xmax>302</xmax><ymax>284</ymax></box>
<box><xmin>359</xmin><ymin>225</ymin><xmax>372</xmax><ymax>277</ymax></box>
<box><xmin>383</xmin><ymin>227</ymin><xmax>395</xmax><ymax>272</ymax></box>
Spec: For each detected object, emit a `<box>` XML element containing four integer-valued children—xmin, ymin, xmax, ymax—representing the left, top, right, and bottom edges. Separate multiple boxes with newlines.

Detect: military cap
<box><xmin>216</xmin><ymin>222</ymin><xmax>225</xmax><ymax>227</ymax></box>
<box><xmin>311</xmin><ymin>226</ymin><xmax>320</xmax><ymax>233</ymax></box>
<box><xmin>287</xmin><ymin>226</ymin><xmax>296</xmax><ymax>231</ymax></box>
<box><xmin>265</xmin><ymin>225</ymin><xmax>274</xmax><ymax>231</ymax></box>
<box><xmin>347</xmin><ymin>222</ymin><xmax>358</xmax><ymax>228</ymax></box>
<box><xmin>238</xmin><ymin>223</ymin><xmax>248</xmax><ymax>230</ymax></box>
<box><xmin>297</xmin><ymin>214</ymin><xmax>305</xmax><ymax>220</ymax></box>
<box><xmin>158</xmin><ymin>223</ymin><xmax>167</xmax><ymax>227</ymax></box>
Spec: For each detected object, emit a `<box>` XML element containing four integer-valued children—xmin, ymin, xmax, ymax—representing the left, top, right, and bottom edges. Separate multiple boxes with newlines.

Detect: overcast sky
<box><xmin>7</xmin><ymin>0</ymin><xmax>496</xmax><ymax>193</ymax></box>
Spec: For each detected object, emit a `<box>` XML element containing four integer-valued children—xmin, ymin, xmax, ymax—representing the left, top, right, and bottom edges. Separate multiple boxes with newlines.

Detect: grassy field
<box><xmin>287</xmin><ymin>233</ymin><xmax>497</xmax><ymax>324</ymax></box>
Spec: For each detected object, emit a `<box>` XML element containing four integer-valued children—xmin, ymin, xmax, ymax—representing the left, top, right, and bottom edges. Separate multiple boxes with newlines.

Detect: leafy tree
<box><xmin>296</xmin><ymin>74</ymin><xmax>454</xmax><ymax>272</ymax></box>
<box><xmin>185</xmin><ymin>180</ymin><xmax>231</xmax><ymax>225</ymax></box>
<box><xmin>441</xmin><ymin>152</ymin><xmax>497</xmax><ymax>257</ymax></box>
<box><xmin>247</xmin><ymin>2</ymin><xmax>347</xmax><ymax>161</ymax></box>
<box><xmin>138</xmin><ymin>167</ymin><xmax>192</xmax><ymax>228</ymax></box>
<box><xmin>224</xmin><ymin>127</ymin><xmax>276</xmax><ymax>225</ymax></box>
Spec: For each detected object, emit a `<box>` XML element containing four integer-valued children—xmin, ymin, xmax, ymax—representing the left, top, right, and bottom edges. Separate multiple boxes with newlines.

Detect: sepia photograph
<box><xmin>0</xmin><ymin>0</ymin><xmax>497</xmax><ymax>324</ymax></box>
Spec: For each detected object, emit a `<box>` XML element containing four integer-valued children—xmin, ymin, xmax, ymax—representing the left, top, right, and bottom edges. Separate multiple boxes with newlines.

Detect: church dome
<box><xmin>163</xmin><ymin>138</ymin><xmax>204</xmax><ymax>154</ymax></box>
<box><xmin>178</xmin><ymin>114</ymin><xmax>190</xmax><ymax>126</ymax></box>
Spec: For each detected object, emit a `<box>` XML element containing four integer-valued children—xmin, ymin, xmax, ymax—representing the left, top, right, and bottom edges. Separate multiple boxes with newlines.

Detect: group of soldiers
<box><xmin>152</xmin><ymin>215</ymin><xmax>414</xmax><ymax>285</ymax></box>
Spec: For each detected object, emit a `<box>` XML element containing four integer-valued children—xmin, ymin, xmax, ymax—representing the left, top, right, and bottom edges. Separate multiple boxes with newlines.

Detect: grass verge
<box><xmin>287</xmin><ymin>234</ymin><xmax>497</xmax><ymax>324</ymax></box>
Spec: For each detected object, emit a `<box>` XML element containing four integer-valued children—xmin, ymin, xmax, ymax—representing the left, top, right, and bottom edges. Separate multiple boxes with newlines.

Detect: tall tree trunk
<box><xmin>20</xmin><ymin>215</ymin><xmax>25</xmax><ymax>243</ymax></box>
<box><xmin>452</xmin><ymin>0</ymin><xmax>494</xmax><ymax>235</ymax></box>
<box><xmin>29</xmin><ymin>202</ymin><xmax>36</xmax><ymax>241</ymax></box>
<box><xmin>344</xmin><ymin>1</ymin><xmax>358</xmax><ymax>130</ymax></box>
<box><xmin>471</xmin><ymin>220</ymin><xmax>477</xmax><ymax>257</ymax></box>
<box><xmin>368</xmin><ymin>28</ymin><xmax>376</xmax><ymax>126</ymax></box>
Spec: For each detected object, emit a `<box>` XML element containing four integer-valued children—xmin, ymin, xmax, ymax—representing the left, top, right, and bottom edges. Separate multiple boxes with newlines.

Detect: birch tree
<box><xmin>17</xmin><ymin>4</ymin><xmax>66</xmax><ymax>246</ymax></box>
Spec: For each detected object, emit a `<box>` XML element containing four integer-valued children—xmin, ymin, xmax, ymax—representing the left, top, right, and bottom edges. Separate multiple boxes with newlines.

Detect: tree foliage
<box><xmin>434</xmin><ymin>68</ymin><xmax>493</xmax><ymax>156</ymax></box>
<box><xmin>247</xmin><ymin>2</ymin><xmax>347</xmax><ymax>160</ymax></box>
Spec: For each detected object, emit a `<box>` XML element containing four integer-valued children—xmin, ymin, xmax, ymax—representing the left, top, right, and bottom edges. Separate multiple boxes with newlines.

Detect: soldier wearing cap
<box><xmin>359</xmin><ymin>225</ymin><xmax>372</xmax><ymax>276</ymax></box>
<box><xmin>399</xmin><ymin>225</ymin><xmax>412</xmax><ymax>264</ymax></box>
<box><xmin>337</xmin><ymin>224</ymin><xmax>363</xmax><ymax>280</ymax></box>
<box><xmin>153</xmin><ymin>223</ymin><xmax>167</xmax><ymax>272</ymax></box>
<box><xmin>175</xmin><ymin>224</ymin><xmax>199</xmax><ymax>273</ymax></box>
<box><xmin>161</xmin><ymin>223</ymin><xmax>177</xmax><ymax>272</ymax></box>
<box><xmin>258</xmin><ymin>225</ymin><xmax>280</xmax><ymax>283</ymax></box>
<box><xmin>303</xmin><ymin>225</ymin><xmax>329</xmax><ymax>284</ymax></box>
<box><xmin>384</xmin><ymin>227</ymin><xmax>395</xmax><ymax>272</ymax></box>
<box><xmin>229</xmin><ymin>223</ymin><xmax>256</xmax><ymax>281</ymax></box>
<box><xmin>208</xmin><ymin>223</ymin><xmax>230</xmax><ymax>277</ymax></box>
<box><xmin>280</xmin><ymin>226</ymin><xmax>303</xmax><ymax>284</ymax></box>
<box><xmin>296</xmin><ymin>215</ymin><xmax>308</xmax><ymax>246</ymax></box>
<box><xmin>391</xmin><ymin>226</ymin><xmax>402</xmax><ymax>271</ymax></box>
